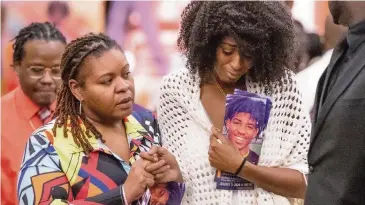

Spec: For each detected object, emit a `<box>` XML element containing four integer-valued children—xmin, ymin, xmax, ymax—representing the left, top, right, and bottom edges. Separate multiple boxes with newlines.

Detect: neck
<box><xmin>214</xmin><ymin>73</ymin><xmax>245</xmax><ymax>88</ymax></box>
<box><xmin>347</xmin><ymin>8</ymin><xmax>365</xmax><ymax>27</ymax></box>
<box><xmin>214</xmin><ymin>74</ymin><xmax>235</xmax><ymax>88</ymax></box>
<box><xmin>85</xmin><ymin>114</ymin><xmax>125</xmax><ymax>132</ymax></box>
<box><xmin>239</xmin><ymin>147</ymin><xmax>250</xmax><ymax>157</ymax></box>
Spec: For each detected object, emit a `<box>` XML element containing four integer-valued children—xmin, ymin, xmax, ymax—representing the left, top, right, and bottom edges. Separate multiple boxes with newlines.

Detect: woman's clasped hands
<box><xmin>123</xmin><ymin>146</ymin><xmax>183</xmax><ymax>202</ymax></box>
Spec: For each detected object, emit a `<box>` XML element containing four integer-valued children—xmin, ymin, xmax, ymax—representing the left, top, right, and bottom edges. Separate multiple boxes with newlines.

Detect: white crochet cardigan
<box><xmin>157</xmin><ymin>69</ymin><xmax>311</xmax><ymax>205</ymax></box>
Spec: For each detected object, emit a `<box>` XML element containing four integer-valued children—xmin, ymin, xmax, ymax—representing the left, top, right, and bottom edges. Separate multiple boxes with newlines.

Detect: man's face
<box><xmin>150</xmin><ymin>184</ymin><xmax>169</xmax><ymax>205</ymax></box>
<box><xmin>15</xmin><ymin>39</ymin><xmax>65</xmax><ymax>107</ymax></box>
<box><xmin>226</xmin><ymin>112</ymin><xmax>259</xmax><ymax>152</ymax></box>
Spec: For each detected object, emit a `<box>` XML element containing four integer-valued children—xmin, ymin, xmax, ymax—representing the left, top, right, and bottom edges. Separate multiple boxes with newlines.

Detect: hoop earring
<box><xmin>79</xmin><ymin>101</ymin><xmax>82</xmax><ymax>115</ymax></box>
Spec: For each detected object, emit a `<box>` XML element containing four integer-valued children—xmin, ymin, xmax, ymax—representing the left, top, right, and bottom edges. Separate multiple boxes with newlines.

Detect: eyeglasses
<box><xmin>27</xmin><ymin>66</ymin><xmax>62</xmax><ymax>79</ymax></box>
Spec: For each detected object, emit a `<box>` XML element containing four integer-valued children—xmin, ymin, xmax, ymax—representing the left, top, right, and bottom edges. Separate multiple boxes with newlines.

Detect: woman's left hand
<box><xmin>141</xmin><ymin>146</ymin><xmax>183</xmax><ymax>183</ymax></box>
<box><xmin>208</xmin><ymin>127</ymin><xmax>244</xmax><ymax>174</ymax></box>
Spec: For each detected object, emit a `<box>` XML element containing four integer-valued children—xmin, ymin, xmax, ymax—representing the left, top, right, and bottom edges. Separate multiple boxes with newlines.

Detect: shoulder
<box><xmin>21</xmin><ymin>121</ymin><xmax>57</xmax><ymax>165</ymax></box>
<box><xmin>29</xmin><ymin>120</ymin><xmax>56</xmax><ymax>145</ymax></box>
<box><xmin>1</xmin><ymin>88</ymin><xmax>16</xmax><ymax>108</ymax></box>
<box><xmin>282</xmin><ymin>71</ymin><xmax>300</xmax><ymax>94</ymax></box>
<box><xmin>160</xmin><ymin>69</ymin><xmax>199</xmax><ymax>102</ymax></box>
<box><xmin>161</xmin><ymin>69</ymin><xmax>197</xmax><ymax>90</ymax></box>
<box><xmin>270</xmin><ymin>71</ymin><xmax>301</xmax><ymax>98</ymax></box>
<box><xmin>163</xmin><ymin>69</ymin><xmax>193</xmax><ymax>82</ymax></box>
<box><xmin>1</xmin><ymin>90</ymin><xmax>16</xmax><ymax>122</ymax></box>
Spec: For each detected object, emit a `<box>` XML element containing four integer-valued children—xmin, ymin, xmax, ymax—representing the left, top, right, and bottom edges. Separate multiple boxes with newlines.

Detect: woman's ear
<box><xmin>68</xmin><ymin>79</ymin><xmax>83</xmax><ymax>102</ymax></box>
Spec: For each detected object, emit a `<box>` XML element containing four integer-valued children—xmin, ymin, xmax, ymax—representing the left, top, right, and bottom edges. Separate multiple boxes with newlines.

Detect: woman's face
<box><xmin>71</xmin><ymin>49</ymin><xmax>134</xmax><ymax>122</ymax></box>
<box><xmin>214</xmin><ymin>37</ymin><xmax>253</xmax><ymax>84</ymax></box>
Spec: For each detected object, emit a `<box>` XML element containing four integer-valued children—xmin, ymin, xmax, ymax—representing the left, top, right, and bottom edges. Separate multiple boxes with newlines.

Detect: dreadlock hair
<box><xmin>12</xmin><ymin>22</ymin><xmax>66</xmax><ymax>66</ymax></box>
<box><xmin>52</xmin><ymin>33</ymin><xmax>122</xmax><ymax>155</ymax></box>
<box><xmin>178</xmin><ymin>1</ymin><xmax>296</xmax><ymax>93</ymax></box>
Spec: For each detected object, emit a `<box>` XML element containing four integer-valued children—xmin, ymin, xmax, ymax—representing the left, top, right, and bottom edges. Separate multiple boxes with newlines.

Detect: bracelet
<box><xmin>234</xmin><ymin>157</ymin><xmax>247</xmax><ymax>175</ymax></box>
<box><xmin>120</xmin><ymin>185</ymin><xmax>129</xmax><ymax>205</ymax></box>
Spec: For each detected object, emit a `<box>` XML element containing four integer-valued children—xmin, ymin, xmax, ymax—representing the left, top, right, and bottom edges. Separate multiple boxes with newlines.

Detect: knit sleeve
<box><xmin>280</xmin><ymin>76</ymin><xmax>311</xmax><ymax>175</ymax></box>
<box><xmin>157</xmin><ymin>72</ymin><xmax>191</xmax><ymax>181</ymax></box>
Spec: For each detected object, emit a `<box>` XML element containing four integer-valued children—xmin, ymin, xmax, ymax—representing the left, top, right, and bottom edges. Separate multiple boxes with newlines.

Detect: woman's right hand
<box><xmin>123</xmin><ymin>158</ymin><xmax>168</xmax><ymax>203</ymax></box>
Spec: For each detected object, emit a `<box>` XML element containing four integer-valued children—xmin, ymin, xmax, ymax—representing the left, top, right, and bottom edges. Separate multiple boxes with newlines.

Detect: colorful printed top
<box><xmin>17</xmin><ymin>106</ymin><xmax>185</xmax><ymax>205</ymax></box>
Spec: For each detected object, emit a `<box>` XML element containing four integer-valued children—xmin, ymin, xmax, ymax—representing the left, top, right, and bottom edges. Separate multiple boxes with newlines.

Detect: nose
<box><xmin>237</xmin><ymin>125</ymin><xmax>248</xmax><ymax>136</ymax></box>
<box><xmin>115</xmin><ymin>76</ymin><xmax>130</xmax><ymax>93</ymax></box>
<box><xmin>230</xmin><ymin>53</ymin><xmax>243</xmax><ymax>71</ymax></box>
<box><xmin>39</xmin><ymin>70</ymin><xmax>54</xmax><ymax>84</ymax></box>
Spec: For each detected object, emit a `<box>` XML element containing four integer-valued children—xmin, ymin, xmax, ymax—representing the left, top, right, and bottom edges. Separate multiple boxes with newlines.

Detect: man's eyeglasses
<box><xmin>27</xmin><ymin>66</ymin><xmax>62</xmax><ymax>79</ymax></box>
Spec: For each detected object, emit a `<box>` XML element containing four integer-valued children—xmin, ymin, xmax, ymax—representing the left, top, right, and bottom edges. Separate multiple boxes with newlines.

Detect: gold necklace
<box><xmin>215</xmin><ymin>80</ymin><xmax>227</xmax><ymax>96</ymax></box>
<box><xmin>214</xmin><ymin>76</ymin><xmax>245</xmax><ymax>97</ymax></box>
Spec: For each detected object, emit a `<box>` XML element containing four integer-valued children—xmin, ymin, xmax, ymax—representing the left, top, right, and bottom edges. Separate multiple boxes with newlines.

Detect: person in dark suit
<box><xmin>305</xmin><ymin>2</ymin><xmax>365</xmax><ymax>205</ymax></box>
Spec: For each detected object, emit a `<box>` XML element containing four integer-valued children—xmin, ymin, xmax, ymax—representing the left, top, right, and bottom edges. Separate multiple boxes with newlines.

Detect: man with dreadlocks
<box><xmin>158</xmin><ymin>1</ymin><xmax>311</xmax><ymax>204</ymax></box>
<box><xmin>1</xmin><ymin>22</ymin><xmax>66</xmax><ymax>205</ymax></box>
<box><xmin>17</xmin><ymin>32</ymin><xmax>185</xmax><ymax>205</ymax></box>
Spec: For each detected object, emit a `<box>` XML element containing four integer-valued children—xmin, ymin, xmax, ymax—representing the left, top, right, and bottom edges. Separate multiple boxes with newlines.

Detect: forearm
<box><xmin>238</xmin><ymin>162</ymin><xmax>306</xmax><ymax>198</ymax></box>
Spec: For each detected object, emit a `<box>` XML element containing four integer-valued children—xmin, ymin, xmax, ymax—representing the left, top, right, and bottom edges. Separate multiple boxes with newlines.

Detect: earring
<box><xmin>79</xmin><ymin>101</ymin><xmax>82</xmax><ymax>115</ymax></box>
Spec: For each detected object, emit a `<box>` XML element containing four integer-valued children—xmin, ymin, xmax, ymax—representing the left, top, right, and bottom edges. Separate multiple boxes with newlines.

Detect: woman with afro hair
<box><xmin>157</xmin><ymin>1</ymin><xmax>311</xmax><ymax>204</ymax></box>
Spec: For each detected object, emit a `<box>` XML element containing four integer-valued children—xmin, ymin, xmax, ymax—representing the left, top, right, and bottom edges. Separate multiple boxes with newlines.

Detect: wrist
<box><xmin>234</xmin><ymin>157</ymin><xmax>247</xmax><ymax>175</ymax></box>
<box><xmin>121</xmin><ymin>185</ymin><xmax>129</xmax><ymax>205</ymax></box>
<box><xmin>231</xmin><ymin>154</ymin><xmax>245</xmax><ymax>173</ymax></box>
<box><xmin>237</xmin><ymin>160</ymin><xmax>254</xmax><ymax>178</ymax></box>
<box><xmin>176</xmin><ymin>171</ymin><xmax>184</xmax><ymax>182</ymax></box>
<box><xmin>123</xmin><ymin>183</ymin><xmax>134</xmax><ymax>204</ymax></box>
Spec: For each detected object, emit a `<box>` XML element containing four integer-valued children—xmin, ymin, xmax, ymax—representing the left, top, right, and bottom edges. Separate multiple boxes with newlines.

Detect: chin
<box><xmin>116</xmin><ymin>107</ymin><xmax>133</xmax><ymax>119</ymax></box>
<box><xmin>35</xmin><ymin>97</ymin><xmax>55</xmax><ymax>107</ymax></box>
<box><xmin>223</xmin><ymin>76</ymin><xmax>240</xmax><ymax>84</ymax></box>
<box><xmin>35</xmin><ymin>93</ymin><xmax>56</xmax><ymax>104</ymax></box>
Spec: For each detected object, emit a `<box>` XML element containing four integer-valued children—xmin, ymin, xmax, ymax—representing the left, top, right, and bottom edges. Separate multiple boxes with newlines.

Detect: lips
<box><xmin>117</xmin><ymin>96</ymin><xmax>132</xmax><ymax>104</ymax></box>
<box><xmin>116</xmin><ymin>96</ymin><xmax>133</xmax><ymax>109</ymax></box>
<box><xmin>234</xmin><ymin>136</ymin><xmax>248</xmax><ymax>145</ymax></box>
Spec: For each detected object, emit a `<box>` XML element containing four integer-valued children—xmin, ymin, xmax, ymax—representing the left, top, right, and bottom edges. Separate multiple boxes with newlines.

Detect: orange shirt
<box><xmin>2</xmin><ymin>41</ymin><xmax>19</xmax><ymax>95</ymax></box>
<box><xmin>1</xmin><ymin>87</ymin><xmax>56</xmax><ymax>205</ymax></box>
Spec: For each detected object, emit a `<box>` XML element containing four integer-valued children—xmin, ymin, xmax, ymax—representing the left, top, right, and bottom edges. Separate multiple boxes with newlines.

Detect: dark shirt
<box><xmin>322</xmin><ymin>20</ymin><xmax>365</xmax><ymax>104</ymax></box>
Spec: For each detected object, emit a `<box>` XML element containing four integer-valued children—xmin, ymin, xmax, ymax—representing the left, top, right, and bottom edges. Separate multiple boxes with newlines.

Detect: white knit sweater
<box><xmin>157</xmin><ymin>69</ymin><xmax>311</xmax><ymax>205</ymax></box>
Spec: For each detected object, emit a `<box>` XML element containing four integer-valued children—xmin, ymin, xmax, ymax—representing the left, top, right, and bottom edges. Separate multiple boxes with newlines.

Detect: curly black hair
<box><xmin>178</xmin><ymin>1</ymin><xmax>296</xmax><ymax>92</ymax></box>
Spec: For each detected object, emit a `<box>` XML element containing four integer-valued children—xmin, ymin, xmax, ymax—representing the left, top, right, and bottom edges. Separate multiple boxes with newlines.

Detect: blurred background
<box><xmin>1</xmin><ymin>0</ymin><xmax>334</xmax><ymax>111</ymax></box>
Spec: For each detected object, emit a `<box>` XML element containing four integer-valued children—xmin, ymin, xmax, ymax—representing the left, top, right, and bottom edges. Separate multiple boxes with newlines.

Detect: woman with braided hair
<box><xmin>17</xmin><ymin>33</ymin><xmax>184</xmax><ymax>205</ymax></box>
<box><xmin>158</xmin><ymin>1</ymin><xmax>310</xmax><ymax>204</ymax></box>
